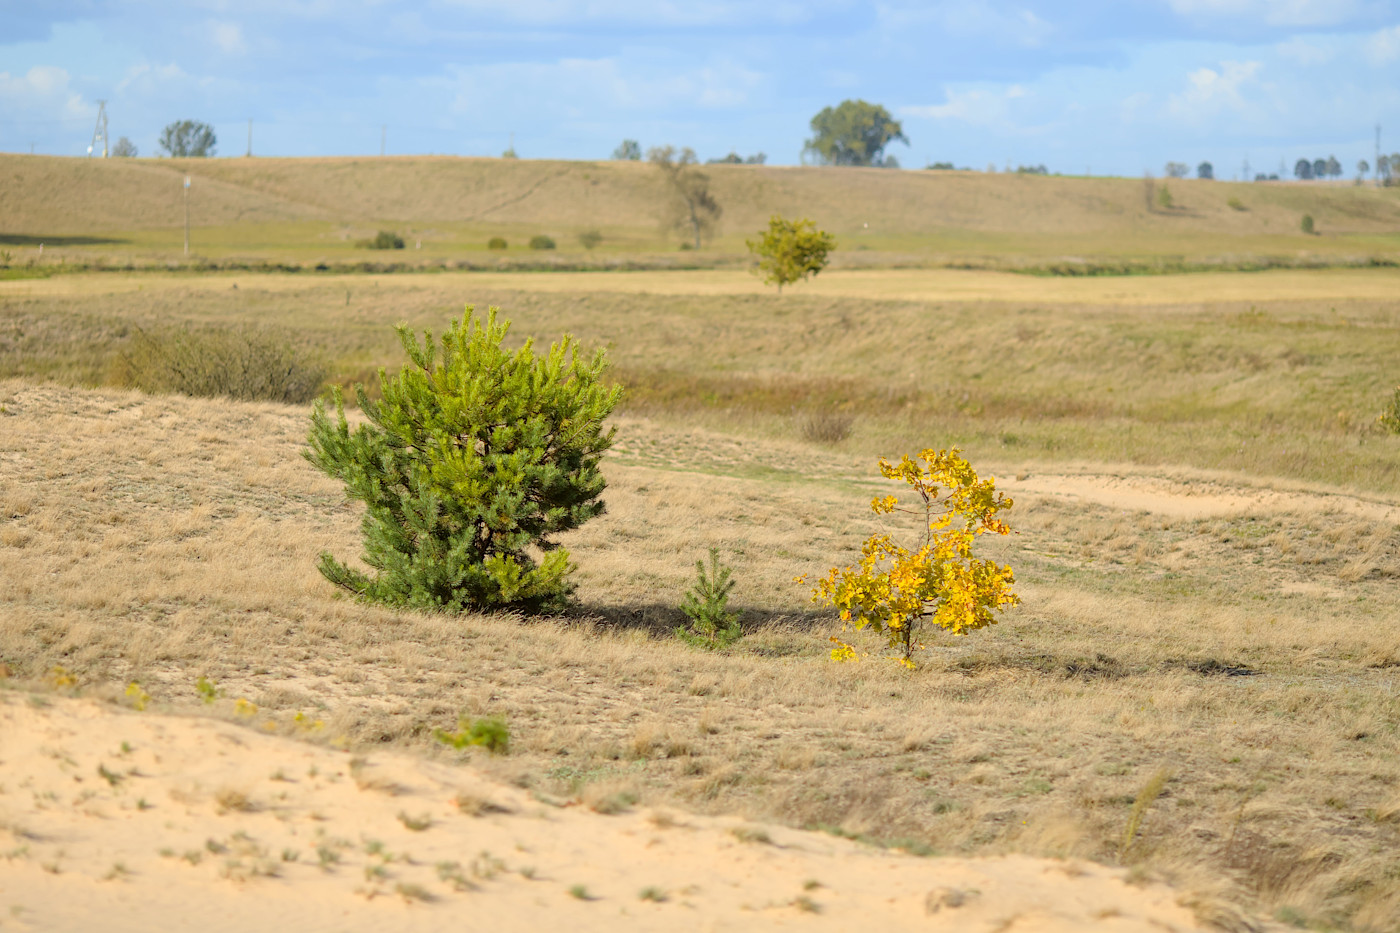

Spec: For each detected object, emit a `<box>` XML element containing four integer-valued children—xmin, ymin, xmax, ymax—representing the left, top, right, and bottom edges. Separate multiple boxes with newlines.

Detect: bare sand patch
<box><xmin>0</xmin><ymin>693</ymin><xmax>1208</xmax><ymax>933</ymax></box>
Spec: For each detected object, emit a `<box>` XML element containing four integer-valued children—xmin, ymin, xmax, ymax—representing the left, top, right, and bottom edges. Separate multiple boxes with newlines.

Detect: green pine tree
<box><xmin>305</xmin><ymin>306</ymin><xmax>622</xmax><ymax>614</ymax></box>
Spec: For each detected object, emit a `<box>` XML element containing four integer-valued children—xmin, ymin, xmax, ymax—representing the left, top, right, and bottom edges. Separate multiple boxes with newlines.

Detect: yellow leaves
<box><xmin>125</xmin><ymin>681</ymin><xmax>150</xmax><ymax>711</ymax></box>
<box><xmin>809</xmin><ymin>448</ymin><xmax>1019</xmax><ymax>664</ymax></box>
<box><xmin>871</xmin><ymin>495</ymin><xmax>899</xmax><ymax>514</ymax></box>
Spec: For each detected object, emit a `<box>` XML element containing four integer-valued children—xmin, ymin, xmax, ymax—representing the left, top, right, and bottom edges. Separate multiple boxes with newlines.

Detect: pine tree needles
<box><xmin>305</xmin><ymin>306</ymin><xmax>621</xmax><ymax>614</ymax></box>
<box><xmin>676</xmin><ymin>548</ymin><xmax>743</xmax><ymax>649</ymax></box>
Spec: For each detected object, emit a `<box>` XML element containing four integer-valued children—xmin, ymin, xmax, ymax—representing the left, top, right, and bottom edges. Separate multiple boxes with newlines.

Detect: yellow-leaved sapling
<box><xmin>807</xmin><ymin>448</ymin><xmax>1019</xmax><ymax>666</ymax></box>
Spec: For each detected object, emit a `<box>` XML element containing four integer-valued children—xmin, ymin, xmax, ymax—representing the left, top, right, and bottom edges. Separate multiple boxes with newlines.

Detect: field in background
<box><xmin>5</xmin><ymin>268</ymin><xmax>1400</xmax><ymax>492</ymax></box>
<box><xmin>2</xmin><ymin>154</ymin><xmax>1398</xmax><ymax>270</ymax></box>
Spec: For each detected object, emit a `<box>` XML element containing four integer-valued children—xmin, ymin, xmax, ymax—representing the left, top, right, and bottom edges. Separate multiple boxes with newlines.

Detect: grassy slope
<box><xmin>2</xmin><ymin>380</ymin><xmax>1398</xmax><ymax>931</ymax></box>
<box><xmin>3</xmin><ymin>153</ymin><xmax>1398</xmax><ymax>265</ymax></box>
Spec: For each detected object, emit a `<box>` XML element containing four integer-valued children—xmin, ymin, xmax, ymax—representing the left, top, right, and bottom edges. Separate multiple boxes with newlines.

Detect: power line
<box><xmin>87</xmin><ymin>101</ymin><xmax>108</xmax><ymax>158</ymax></box>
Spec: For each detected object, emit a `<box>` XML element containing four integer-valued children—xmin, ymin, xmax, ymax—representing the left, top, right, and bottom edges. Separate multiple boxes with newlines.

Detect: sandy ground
<box><xmin>0</xmin><ymin>692</ymin><xmax>1210</xmax><ymax>933</ymax></box>
<box><xmin>1005</xmin><ymin>470</ymin><xmax>1400</xmax><ymax>522</ymax></box>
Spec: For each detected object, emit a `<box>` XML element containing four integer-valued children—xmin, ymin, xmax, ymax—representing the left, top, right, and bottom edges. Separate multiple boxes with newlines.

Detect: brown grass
<box><xmin>1</xmin><ymin>380</ymin><xmax>1398</xmax><ymax>930</ymax></box>
<box><xmin>6</xmin><ymin>270</ymin><xmax>1400</xmax><ymax>492</ymax></box>
<box><xmin>3</xmin><ymin>153</ymin><xmax>1398</xmax><ymax>267</ymax></box>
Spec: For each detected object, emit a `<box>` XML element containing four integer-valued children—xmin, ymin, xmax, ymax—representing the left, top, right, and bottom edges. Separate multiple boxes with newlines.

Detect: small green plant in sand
<box><xmin>195</xmin><ymin>676</ymin><xmax>221</xmax><ymax>705</ymax></box>
<box><xmin>306</xmin><ymin>306</ymin><xmax>622</xmax><ymax>614</ymax></box>
<box><xmin>124</xmin><ymin>681</ymin><xmax>150</xmax><ymax>711</ymax></box>
<box><xmin>434</xmin><ymin>715</ymin><xmax>510</xmax><ymax>754</ymax></box>
<box><xmin>675</xmin><ymin>548</ymin><xmax>743</xmax><ymax>650</ymax></box>
<box><xmin>1120</xmin><ymin>766</ymin><xmax>1174</xmax><ymax>862</ymax></box>
<box><xmin>806</xmin><ymin>449</ymin><xmax>1019</xmax><ymax>666</ymax></box>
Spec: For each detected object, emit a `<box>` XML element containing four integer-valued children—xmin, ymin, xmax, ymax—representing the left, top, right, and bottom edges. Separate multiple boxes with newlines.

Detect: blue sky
<box><xmin>2</xmin><ymin>1</ymin><xmax>1398</xmax><ymax>177</ymax></box>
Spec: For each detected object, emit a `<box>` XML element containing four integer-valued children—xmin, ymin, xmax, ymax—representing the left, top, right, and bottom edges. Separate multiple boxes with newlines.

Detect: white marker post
<box><xmin>183</xmin><ymin>175</ymin><xmax>191</xmax><ymax>257</ymax></box>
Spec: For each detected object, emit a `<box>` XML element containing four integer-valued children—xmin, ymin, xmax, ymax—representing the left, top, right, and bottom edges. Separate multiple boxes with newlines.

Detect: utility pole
<box><xmin>183</xmin><ymin>175</ymin><xmax>191</xmax><ymax>257</ymax></box>
<box><xmin>381</xmin><ymin>124</ymin><xmax>386</xmax><ymax>157</ymax></box>
<box><xmin>246</xmin><ymin>119</ymin><xmax>252</xmax><ymax>157</ymax></box>
<box><xmin>88</xmin><ymin>101</ymin><xmax>108</xmax><ymax>157</ymax></box>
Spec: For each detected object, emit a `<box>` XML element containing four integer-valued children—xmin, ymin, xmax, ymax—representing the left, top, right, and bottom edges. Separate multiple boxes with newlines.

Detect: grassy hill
<box><xmin>3</xmin><ymin>153</ymin><xmax>1398</xmax><ymax>270</ymax></box>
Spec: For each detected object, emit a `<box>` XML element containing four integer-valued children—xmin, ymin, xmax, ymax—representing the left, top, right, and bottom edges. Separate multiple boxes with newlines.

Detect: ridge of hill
<box><xmin>5</xmin><ymin>153</ymin><xmax>1400</xmax><ymax>241</ymax></box>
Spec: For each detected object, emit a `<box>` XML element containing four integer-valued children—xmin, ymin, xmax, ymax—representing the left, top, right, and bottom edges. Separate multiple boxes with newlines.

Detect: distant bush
<box><xmin>577</xmin><ymin>230</ymin><xmax>603</xmax><ymax>250</ymax></box>
<box><xmin>1227</xmin><ymin>197</ymin><xmax>1247</xmax><ymax>211</ymax></box>
<box><xmin>113</xmin><ymin>325</ymin><xmax>327</xmax><ymax>404</ymax></box>
<box><xmin>528</xmin><ymin>235</ymin><xmax>556</xmax><ymax>250</ymax></box>
<box><xmin>487</xmin><ymin>236</ymin><xmax>508</xmax><ymax>250</ymax></box>
<box><xmin>358</xmin><ymin>231</ymin><xmax>405</xmax><ymax>250</ymax></box>
<box><xmin>1301</xmin><ymin>214</ymin><xmax>1315</xmax><ymax>235</ymax></box>
<box><xmin>1157</xmin><ymin>185</ymin><xmax>1174</xmax><ymax>209</ymax></box>
<box><xmin>798</xmin><ymin>410</ymin><xmax>853</xmax><ymax>444</ymax></box>
<box><xmin>675</xmin><ymin>549</ymin><xmax>742</xmax><ymax>650</ymax></box>
<box><xmin>747</xmin><ymin>214</ymin><xmax>835</xmax><ymax>293</ymax></box>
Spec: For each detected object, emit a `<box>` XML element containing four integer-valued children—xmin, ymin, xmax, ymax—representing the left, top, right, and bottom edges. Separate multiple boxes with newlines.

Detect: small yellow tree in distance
<box><xmin>808</xmin><ymin>449</ymin><xmax>1019</xmax><ymax>666</ymax></box>
<box><xmin>747</xmin><ymin>215</ymin><xmax>835</xmax><ymax>293</ymax></box>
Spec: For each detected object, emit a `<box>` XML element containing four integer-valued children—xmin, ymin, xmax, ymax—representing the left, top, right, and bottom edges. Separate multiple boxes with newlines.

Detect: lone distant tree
<box><xmin>1196</xmin><ymin>161</ymin><xmax>1214</xmax><ymax>180</ymax></box>
<box><xmin>111</xmin><ymin>137</ymin><xmax>138</xmax><ymax>158</ymax></box>
<box><xmin>648</xmin><ymin>145</ymin><xmax>721</xmax><ymax>249</ymax></box>
<box><xmin>803</xmin><ymin>100</ymin><xmax>908</xmax><ymax>167</ymax></box>
<box><xmin>1358</xmin><ymin>158</ymin><xmax>1370</xmax><ymax>180</ymax></box>
<box><xmin>612</xmin><ymin>139</ymin><xmax>641</xmax><ymax>160</ymax></box>
<box><xmin>1164</xmin><ymin>161</ymin><xmax>1190</xmax><ymax>178</ymax></box>
<box><xmin>747</xmin><ymin>215</ymin><xmax>836</xmax><ymax>293</ymax></box>
<box><xmin>157</xmin><ymin>120</ymin><xmax>217</xmax><ymax>158</ymax></box>
<box><xmin>1294</xmin><ymin>158</ymin><xmax>1314</xmax><ymax>180</ymax></box>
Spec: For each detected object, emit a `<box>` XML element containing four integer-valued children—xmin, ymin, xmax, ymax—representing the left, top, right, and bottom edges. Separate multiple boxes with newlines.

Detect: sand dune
<box><xmin>0</xmin><ymin>692</ymin><xmax>1208</xmax><ymax>932</ymax></box>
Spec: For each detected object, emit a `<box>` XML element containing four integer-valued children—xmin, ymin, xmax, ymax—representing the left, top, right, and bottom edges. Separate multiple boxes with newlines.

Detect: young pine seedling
<box><xmin>675</xmin><ymin>548</ymin><xmax>743</xmax><ymax>650</ymax></box>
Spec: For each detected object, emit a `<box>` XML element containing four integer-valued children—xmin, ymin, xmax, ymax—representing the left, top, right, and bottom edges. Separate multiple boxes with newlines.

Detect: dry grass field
<box><xmin>1</xmin><ymin>256</ymin><xmax>1400</xmax><ymax>930</ymax></box>
<box><xmin>3</xmin><ymin>153</ymin><xmax>1398</xmax><ymax>267</ymax></box>
<box><xmin>2</xmin><ymin>153</ymin><xmax>1399</xmax><ymax>929</ymax></box>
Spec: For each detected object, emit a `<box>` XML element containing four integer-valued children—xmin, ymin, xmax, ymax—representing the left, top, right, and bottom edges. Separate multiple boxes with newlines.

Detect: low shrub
<box><xmin>797</xmin><ymin>410</ymin><xmax>853</xmax><ymax>444</ymax></box>
<box><xmin>358</xmin><ymin>231</ymin><xmax>405</xmax><ymax>250</ymax></box>
<box><xmin>487</xmin><ymin>236</ymin><xmax>508</xmax><ymax>250</ymax></box>
<box><xmin>112</xmin><ymin>325</ymin><xmax>327</xmax><ymax>404</ymax></box>
<box><xmin>1301</xmin><ymin>214</ymin><xmax>1315</xmax><ymax>235</ymax></box>
<box><xmin>528</xmin><ymin>235</ymin><xmax>556</xmax><ymax>250</ymax></box>
<box><xmin>1227</xmin><ymin>197</ymin><xmax>1247</xmax><ymax>211</ymax></box>
<box><xmin>578</xmin><ymin>230</ymin><xmax>603</xmax><ymax>250</ymax></box>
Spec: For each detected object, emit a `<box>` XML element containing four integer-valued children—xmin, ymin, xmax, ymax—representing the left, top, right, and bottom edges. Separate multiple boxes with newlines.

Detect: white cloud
<box><xmin>116</xmin><ymin>61</ymin><xmax>189</xmax><ymax>95</ymax></box>
<box><xmin>447</xmin><ymin>56</ymin><xmax>764</xmax><ymax>118</ymax></box>
<box><xmin>1276</xmin><ymin>36</ymin><xmax>1333</xmax><ymax>65</ymax></box>
<box><xmin>1167</xmin><ymin>59</ymin><xmax>1262</xmax><ymax>120</ymax></box>
<box><xmin>211</xmin><ymin>21</ymin><xmax>246</xmax><ymax>55</ymax></box>
<box><xmin>876</xmin><ymin>2</ymin><xmax>1053</xmax><ymax>48</ymax></box>
<box><xmin>0</xmin><ymin>65</ymin><xmax>87</xmax><ymax>118</ymax></box>
<box><xmin>1166</xmin><ymin>0</ymin><xmax>1364</xmax><ymax>27</ymax></box>
<box><xmin>1365</xmin><ymin>24</ymin><xmax>1400</xmax><ymax>63</ymax></box>
<box><xmin>902</xmin><ymin>84</ymin><xmax>1030</xmax><ymax>128</ymax></box>
<box><xmin>434</xmin><ymin>0</ymin><xmax>829</xmax><ymax>27</ymax></box>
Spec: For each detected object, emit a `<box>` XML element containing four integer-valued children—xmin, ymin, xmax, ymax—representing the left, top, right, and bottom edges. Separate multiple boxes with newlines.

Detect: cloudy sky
<box><xmin>2</xmin><ymin>1</ymin><xmax>1398</xmax><ymax>177</ymax></box>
